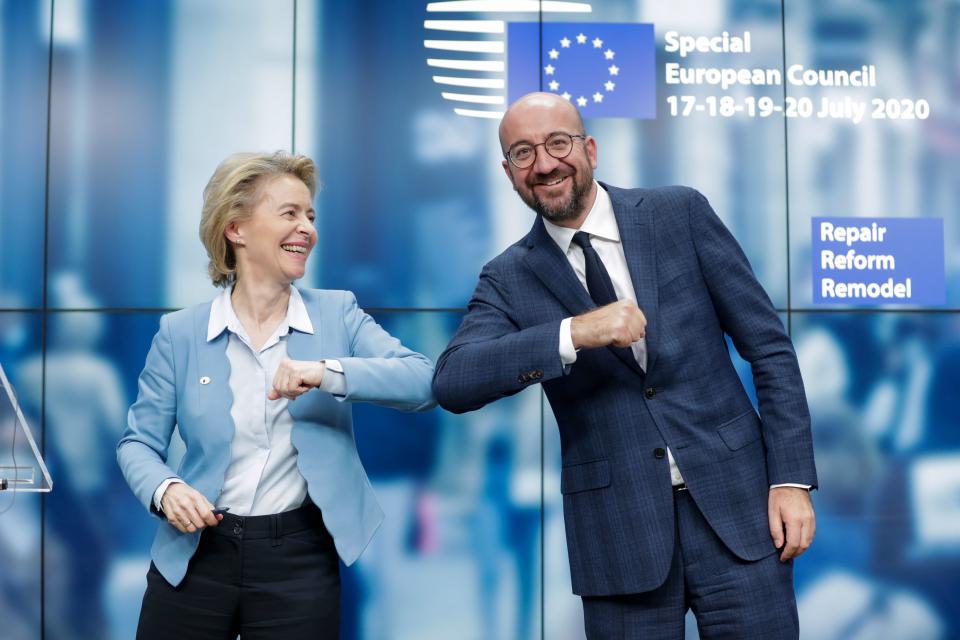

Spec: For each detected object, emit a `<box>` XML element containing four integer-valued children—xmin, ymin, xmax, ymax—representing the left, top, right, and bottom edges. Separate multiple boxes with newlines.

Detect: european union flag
<box><xmin>507</xmin><ymin>23</ymin><xmax>656</xmax><ymax>119</ymax></box>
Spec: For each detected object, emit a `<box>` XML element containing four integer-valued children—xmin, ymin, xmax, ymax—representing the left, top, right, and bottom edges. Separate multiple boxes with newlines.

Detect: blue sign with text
<box><xmin>812</xmin><ymin>217</ymin><xmax>945</xmax><ymax>306</ymax></box>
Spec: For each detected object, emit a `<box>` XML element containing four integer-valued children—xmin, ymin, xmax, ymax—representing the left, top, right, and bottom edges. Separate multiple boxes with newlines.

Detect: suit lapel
<box><xmin>607</xmin><ymin>184</ymin><xmax>660</xmax><ymax>375</ymax></box>
<box><xmin>523</xmin><ymin>216</ymin><xmax>594</xmax><ymax>317</ymax></box>
<box><xmin>523</xmin><ymin>200</ymin><xmax>648</xmax><ymax>377</ymax></box>
<box><xmin>286</xmin><ymin>330</ymin><xmax>318</xmax><ymax>360</ymax></box>
<box><xmin>284</xmin><ymin>288</ymin><xmax>323</xmax><ymax>421</ymax></box>
<box><xmin>193</xmin><ymin>303</ymin><xmax>235</xmax><ymax>450</ymax></box>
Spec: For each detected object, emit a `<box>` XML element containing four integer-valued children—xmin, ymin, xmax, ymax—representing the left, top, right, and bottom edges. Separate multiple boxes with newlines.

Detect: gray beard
<box><xmin>528</xmin><ymin>176</ymin><xmax>589</xmax><ymax>222</ymax></box>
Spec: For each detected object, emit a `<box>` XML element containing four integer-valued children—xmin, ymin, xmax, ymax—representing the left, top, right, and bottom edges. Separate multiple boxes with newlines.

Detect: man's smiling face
<box><xmin>499</xmin><ymin>93</ymin><xmax>598</xmax><ymax>224</ymax></box>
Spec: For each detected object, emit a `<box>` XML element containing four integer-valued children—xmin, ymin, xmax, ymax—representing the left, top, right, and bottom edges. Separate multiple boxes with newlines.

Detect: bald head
<box><xmin>498</xmin><ymin>92</ymin><xmax>585</xmax><ymax>153</ymax></box>
<box><xmin>497</xmin><ymin>91</ymin><xmax>598</xmax><ymax>226</ymax></box>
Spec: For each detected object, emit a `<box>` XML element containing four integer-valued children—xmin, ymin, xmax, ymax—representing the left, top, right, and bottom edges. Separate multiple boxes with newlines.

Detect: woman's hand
<box><xmin>268</xmin><ymin>359</ymin><xmax>325</xmax><ymax>401</ymax></box>
<box><xmin>161</xmin><ymin>482</ymin><xmax>222</xmax><ymax>533</ymax></box>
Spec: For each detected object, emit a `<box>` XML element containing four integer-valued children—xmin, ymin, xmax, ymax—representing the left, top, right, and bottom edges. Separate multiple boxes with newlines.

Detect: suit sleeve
<box><xmin>432</xmin><ymin>261</ymin><xmax>566</xmax><ymax>413</ymax></box>
<box><xmin>335</xmin><ymin>291</ymin><xmax>436</xmax><ymax>412</ymax></box>
<box><xmin>688</xmin><ymin>190</ymin><xmax>818</xmax><ymax>488</ymax></box>
<box><xmin>116</xmin><ymin>314</ymin><xmax>180</xmax><ymax>515</ymax></box>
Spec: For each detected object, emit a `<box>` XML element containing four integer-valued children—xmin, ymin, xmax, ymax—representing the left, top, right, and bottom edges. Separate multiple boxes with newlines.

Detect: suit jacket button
<box><xmin>645</xmin><ymin>387</ymin><xmax>656</xmax><ymax>399</ymax></box>
<box><xmin>534</xmin><ymin>370</ymin><xmax>543</xmax><ymax>378</ymax></box>
<box><xmin>518</xmin><ymin>374</ymin><xmax>527</xmax><ymax>383</ymax></box>
<box><xmin>653</xmin><ymin>447</ymin><xmax>666</xmax><ymax>459</ymax></box>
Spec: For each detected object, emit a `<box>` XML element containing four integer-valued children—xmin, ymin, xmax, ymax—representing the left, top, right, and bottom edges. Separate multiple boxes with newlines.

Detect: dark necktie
<box><xmin>572</xmin><ymin>231</ymin><xmax>618</xmax><ymax>307</ymax></box>
<box><xmin>571</xmin><ymin>231</ymin><xmax>643</xmax><ymax>373</ymax></box>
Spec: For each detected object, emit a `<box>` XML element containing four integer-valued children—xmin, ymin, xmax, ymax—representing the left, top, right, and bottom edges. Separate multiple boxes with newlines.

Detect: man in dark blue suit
<box><xmin>433</xmin><ymin>93</ymin><xmax>818</xmax><ymax>638</ymax></box>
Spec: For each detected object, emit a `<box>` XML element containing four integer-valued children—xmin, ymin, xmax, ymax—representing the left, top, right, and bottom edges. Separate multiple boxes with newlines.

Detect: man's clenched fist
<box><xmin>571</xmin><ymin>299</ymin><xmax>646</xmax><ymax>350</ymax></box>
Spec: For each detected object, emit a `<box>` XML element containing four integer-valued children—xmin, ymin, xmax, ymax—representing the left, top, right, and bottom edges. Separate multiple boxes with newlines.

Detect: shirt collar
<box><xmin>207</xmin><ymin>285</ymin><xmax>314</xmax><ymax>342</ymax></box>
<box><xmin>541</xmin><ymin>181</ymin><xmax>620</xmax><ymax>254</ymax></box>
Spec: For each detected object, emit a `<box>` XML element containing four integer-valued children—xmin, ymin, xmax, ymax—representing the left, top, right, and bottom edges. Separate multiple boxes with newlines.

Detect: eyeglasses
<box><xmin>505</xmin><ymin>132</ymin><xmax>587</xmax><ymax>169</ymax></box>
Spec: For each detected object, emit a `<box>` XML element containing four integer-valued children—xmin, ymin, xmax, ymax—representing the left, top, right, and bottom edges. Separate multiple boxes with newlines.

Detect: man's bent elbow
<box><xmin>431</xmin><ymin>372</ymin><xmax>483</xmax><ymax>414</ymax></box>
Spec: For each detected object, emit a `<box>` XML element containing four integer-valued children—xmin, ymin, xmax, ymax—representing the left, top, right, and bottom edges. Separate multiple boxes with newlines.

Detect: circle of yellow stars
<box><xmin>544</xmin><ymin>32</ymin><xmax>618</xmax><ymax>108</ymax></box>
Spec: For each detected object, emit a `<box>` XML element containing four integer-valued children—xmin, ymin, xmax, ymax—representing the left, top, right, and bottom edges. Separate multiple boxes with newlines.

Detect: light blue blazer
<box><xmin>117</xmin><ymin>288</ymin><xmax>436</xmax><ymax>587</ymax></box>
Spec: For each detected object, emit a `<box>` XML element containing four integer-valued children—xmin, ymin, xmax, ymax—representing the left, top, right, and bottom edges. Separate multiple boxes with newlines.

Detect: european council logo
<box><xmin>507</xmin><ymin>22</ymin><xmax>655</xmax><ymax>118</ymax></box>
<box><xmin>423</xmin><ymin>2</ymin><xmax>655</xmax><ymax>119</ymax></box>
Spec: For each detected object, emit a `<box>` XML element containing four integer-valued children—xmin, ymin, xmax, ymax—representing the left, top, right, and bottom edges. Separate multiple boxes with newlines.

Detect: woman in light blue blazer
<box><xmin>117</xmin><ymin>151</ymin><xmax>435</xmax><ymax>639</ymax></box>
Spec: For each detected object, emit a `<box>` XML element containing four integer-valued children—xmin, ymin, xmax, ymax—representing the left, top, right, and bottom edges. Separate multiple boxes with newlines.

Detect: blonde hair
<box><xmin>199</xmin><ymin>151</ymin><xmax>318</xmax><ymax>287</ymax></box>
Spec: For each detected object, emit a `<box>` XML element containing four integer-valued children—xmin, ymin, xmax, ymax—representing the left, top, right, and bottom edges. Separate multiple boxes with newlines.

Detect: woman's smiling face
<box><xmin>228</xmin><ymin>174</ymin><xmax>317</xmax><ymax>286</ymax></box>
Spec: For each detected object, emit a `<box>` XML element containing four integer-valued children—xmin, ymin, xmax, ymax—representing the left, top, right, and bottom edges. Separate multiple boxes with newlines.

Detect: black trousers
<box><xmin>137</xmin><ymin>501</ymin><xmax>341</xmax><ymax>639</ymax></box>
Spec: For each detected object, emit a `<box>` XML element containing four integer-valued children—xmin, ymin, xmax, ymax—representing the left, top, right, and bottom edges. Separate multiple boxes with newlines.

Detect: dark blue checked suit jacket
<box><xmin>433</xmin><ymin>184</ymin><xmax>817</xmax><ymax>597</ymax></box>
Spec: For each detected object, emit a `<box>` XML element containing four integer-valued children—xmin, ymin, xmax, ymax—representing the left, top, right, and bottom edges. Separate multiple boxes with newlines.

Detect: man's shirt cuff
<box><xmin>559</xmin><ymin>318</ymin><xmax>577</xmax><ymax>366</ymax></box>
<box><xmin>770</xmin><ymin>483</ymin><xmax>812</xmax><ymax>490</ymax></box>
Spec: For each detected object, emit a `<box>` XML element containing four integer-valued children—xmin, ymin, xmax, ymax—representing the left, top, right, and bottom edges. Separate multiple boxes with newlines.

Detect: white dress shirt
<box><xmin>543</xmin><ymin>182</ymin><xmax>808</xmax><ymax>490</ymax></box>
<box><xmin>153</xmin><ymin>286</ymin><xmax>347</xmax><ymax>516</ymax></box>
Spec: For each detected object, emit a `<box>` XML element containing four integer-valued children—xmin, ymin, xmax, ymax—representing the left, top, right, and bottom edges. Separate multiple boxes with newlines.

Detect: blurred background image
<box><xmin>1</xmin><ymin>0</ymin><xmax>958</xmax><ymax>638</ymax></box>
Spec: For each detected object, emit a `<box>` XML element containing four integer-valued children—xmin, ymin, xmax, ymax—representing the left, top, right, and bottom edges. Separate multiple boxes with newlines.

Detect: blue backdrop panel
<box><xmin>785</xmin><ymin>0</ymin><xmax>960</xmax><ymax>309</ymax></box>
<box><xmin>45</xmin><ymin>0</ymin><xmax>170</xmax><ymax>309</ymax></box>
<box><xmin>792</xmin><ymin>311</ymin><xmax>960</xmax><ymax>638</ymax></box>
<box><xmin>0</xmin><ymin>312</ymin><xmax>43</xmax><ymax>639</ymax></box>
<box><xmin>0</xmin><ymin>2</ymin><xmax>50</xmax><ymax>309</ymax></box>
